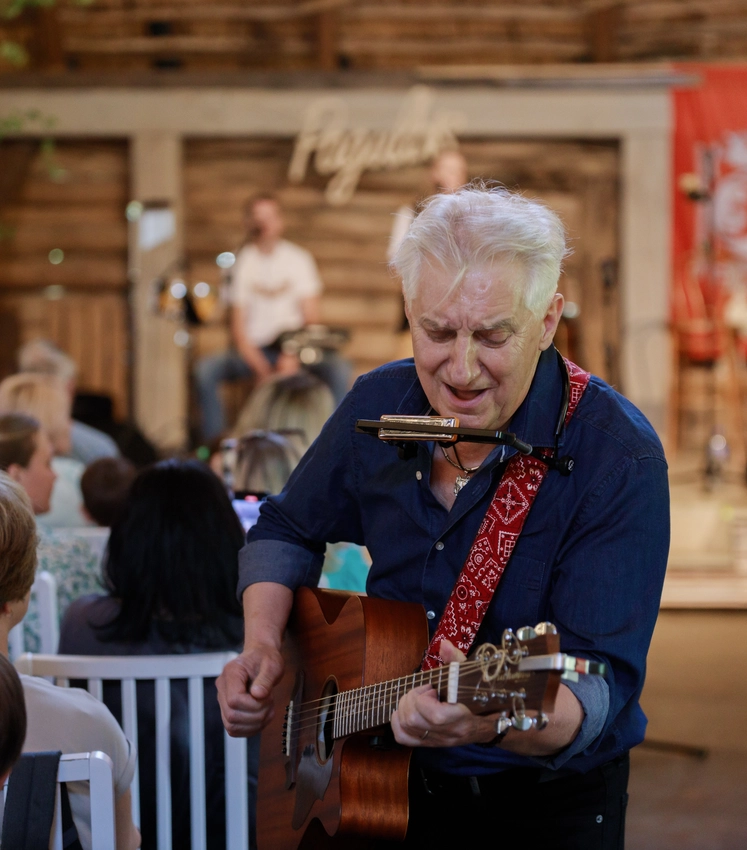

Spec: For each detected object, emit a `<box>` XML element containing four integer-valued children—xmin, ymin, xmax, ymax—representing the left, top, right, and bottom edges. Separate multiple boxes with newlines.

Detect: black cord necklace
<box><xmin>440</xmin><ymin>444</ymin><xmax>481</xmax><ymax>495</ymax></box>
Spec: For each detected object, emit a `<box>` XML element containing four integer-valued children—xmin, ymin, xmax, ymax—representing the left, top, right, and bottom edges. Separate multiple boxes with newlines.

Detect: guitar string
<box><xmin>284</xmin><ymin>685</ymin><xmax>527</xmax><ymax>738</ymax></box>
<box><xmin>282</xmin><ymin>656</ymin><xmax>495</xmax><ymax>718</ymax></box>
<box><xmin>283</xmin><ymin>654</ymin><xmax>524</xmax><ymax>728</ymax></box>
<box><xmin>283</xmin><ymin>655</ymin><xmax>526</xmax><ymax>735</ymax></box>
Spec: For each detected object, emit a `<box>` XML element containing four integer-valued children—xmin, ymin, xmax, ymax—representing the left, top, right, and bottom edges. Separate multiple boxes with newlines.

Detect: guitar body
<box><xmin>257</xmin><ymin>587</ymin><xmax>429</xmax><ymax>850</ymax></box>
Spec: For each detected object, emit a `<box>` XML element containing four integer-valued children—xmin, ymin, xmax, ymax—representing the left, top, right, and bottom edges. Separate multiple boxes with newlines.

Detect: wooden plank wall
<box><xmin>4</xmin><ymin>0</ymin><xmax>747</xmax><ymax>74</ymax></box>
<box><xmin>184</xmin><ymin>138</ymin><xmax>619</xmax><ymax>385</ymax></box>
<box><xmin>0</xmin><ymin>140</ymin><xmax>130</xmax><ymax>418</ymax></box>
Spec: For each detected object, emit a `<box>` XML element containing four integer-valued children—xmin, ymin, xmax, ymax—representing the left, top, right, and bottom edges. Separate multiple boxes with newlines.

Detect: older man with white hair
<box><xmin>217</xmin><ymin>185</ymin><xmax>669</xmax><ymax>848</ymax></box>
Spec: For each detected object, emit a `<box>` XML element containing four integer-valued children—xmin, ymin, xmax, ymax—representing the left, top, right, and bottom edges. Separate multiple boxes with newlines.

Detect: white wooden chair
<box><xmin>0</xmin><ymin>751</ymin><xmax>116</xmax><ymax>850</ymax></box>
<box><xmin>15</xmin><ymin>652</ymin><xmax>250</xmax><ymax>850</ymax></box>
<box><xmin>8</xmin><ymin>570</ymin><xmax>59</xmax><ymax>661</ymax></box>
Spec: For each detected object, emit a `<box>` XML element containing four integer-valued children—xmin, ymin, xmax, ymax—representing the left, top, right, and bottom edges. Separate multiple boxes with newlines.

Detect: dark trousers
<box><xmin>401</xmin><ymin>753</ymin><xmax>629</xmax><ymax>850</ymax></box>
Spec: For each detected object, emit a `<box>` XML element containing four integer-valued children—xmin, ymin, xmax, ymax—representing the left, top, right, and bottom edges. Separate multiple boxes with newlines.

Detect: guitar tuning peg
<box><xmin>512</xmin><ymin>715</ymin><xmax>533</xmax><ymax>732</ymax></box>
<box><xmin>534</xmin><ymin>713</ymin><xmax>549</xmax><ymax>730</ymax></box>
<box><xmin>516</xmin><ymin>626</ymin><xmax>537</xmax><ymax>641</ymax></box>
<box><xmin>534</xmin><ymin>622</ymin><xmax>558</xmax><ymax>636</ymax></box>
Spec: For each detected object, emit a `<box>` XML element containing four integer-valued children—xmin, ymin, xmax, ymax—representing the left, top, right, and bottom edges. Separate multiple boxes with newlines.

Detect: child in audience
<box><xmin>59</xmin><ymin>458</ymin><xmax>257</xmax><ymax>849</ymax></box>
<box><xmin>80</xmin><ymin>456</ymin><xmax>137</xmax><ymax>527</ymax></box>
<box><xmin>0</xmin><ymin>413</ymin><xmax>102</xmax><ymax>653</ymax></box>
<box><xmin>0</xmin><ymin>373</ymin><xmax>89</xmax><ymax>528</ymax></box>
<box><xmin>0</xmin><ymin>471</ymin><xmax>139</xmax><ymax>849</ymax></box>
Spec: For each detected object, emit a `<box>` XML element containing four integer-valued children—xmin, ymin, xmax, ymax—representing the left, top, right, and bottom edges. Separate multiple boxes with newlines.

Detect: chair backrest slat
<box><xmin>188</xmin><ymin>675</ymin><xmax>207</xmax><ymax>850</ymax></box>
<box><xmin>121</xmin><ymin>677</ymin><xmax>140</xmax><ymax>828</ymax></box>
<box><xmin>88</xmin><ymin>677</ymin><xmax>103</xmax><ymax>701</ymax></box>
<box><xmin>155</xmin><ymin>676</ymin><xmax>172</xmax><ymax>850</ymax></box>
<box><xmin>224</xmin><ymin>730</ymin><xmax>249</xmax><ymax>850</ymax></box>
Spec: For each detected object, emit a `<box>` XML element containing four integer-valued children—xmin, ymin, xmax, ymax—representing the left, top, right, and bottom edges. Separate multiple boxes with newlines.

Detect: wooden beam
<box><xmin>316</xmin><ymin>10</ymin><xmax>339</xmax><ymax>71</ymax></box>
<box><xmin>60</xmin><ymin>0</ymin><xmax>351</xmax><ymax>25</ymax></box>
<box><xmin>31</xmin><ymin>6</ymin><xmax>65</xmax><ymax>71</ymax></box>
<box><xmin>586</xmin><ymin>3</ymin><xmax>623</xmax><ymax>63</ymax></box>
<box><xmin>0</xmin><ymin>141</ymin><xmax>35</xmax><ymax>211</ymax></box>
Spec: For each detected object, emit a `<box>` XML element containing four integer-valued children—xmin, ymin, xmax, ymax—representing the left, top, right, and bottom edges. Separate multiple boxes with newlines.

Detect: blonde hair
<box><xmin>234</xmin><ymin>372</ymin><xmax>334</xmax><ymax>449</ymax></box>
<box><xmin>0</xmin><ymin>472</ymin><xmax>38</xmax><ymax>605</ymax></box>
<box><xmin>233</xmin><ymin>431</ymin><xmax>303</xmax><ymax>496</ymax></box>
<box><xmin>0</xmin><ymin>373</ymin><xmax>71</xmax><ymax>455</ymax></box>
<box><xmin>17</xmin><ymin>339</ymin><xmax>77</xmax><ymax>383</ymax></box>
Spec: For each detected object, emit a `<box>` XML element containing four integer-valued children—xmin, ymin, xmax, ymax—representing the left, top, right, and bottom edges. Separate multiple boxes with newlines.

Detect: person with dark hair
<box><xmin>0</xmin><ymin>653</ymin><xmax>26</xmax><ymax>784</ymax></box>
<box><xmin>59</xmin><ymin>458</ymin><xmax>256</xmax><ymax>849</ymax></box>
<box><xmin>80</xmin><ymin>456</ymin><xmax>137</xmax><ymax>528</ymax></box>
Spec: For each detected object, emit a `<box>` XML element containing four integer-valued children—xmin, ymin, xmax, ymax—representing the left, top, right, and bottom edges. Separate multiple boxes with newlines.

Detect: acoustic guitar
<box><xmin>257</xmin><ymin>587</ymin><xmax>603</xmax><ymax>850</ymax></box>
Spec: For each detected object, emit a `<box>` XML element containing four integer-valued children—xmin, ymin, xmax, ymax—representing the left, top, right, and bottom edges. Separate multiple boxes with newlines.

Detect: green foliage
<box><xmin>0</xmin><ymin>108</ymin><xmax>56</xmax><ymax>139</ymax></box>
<box><xmin>0</xmin><ymin>39</ymin><xmax>26</xmax><ymax>64</ymax></box>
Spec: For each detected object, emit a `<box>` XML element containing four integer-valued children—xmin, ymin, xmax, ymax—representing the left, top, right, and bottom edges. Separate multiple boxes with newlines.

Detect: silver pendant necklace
<box><xmin>440</xmin><ymin>445</ymin><xmax>481</xmax><ymax>496</ymax></box>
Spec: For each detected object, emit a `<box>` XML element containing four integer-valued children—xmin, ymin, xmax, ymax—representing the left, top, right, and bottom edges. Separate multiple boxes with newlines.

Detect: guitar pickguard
<box><xmin>291</xmin><ymin>744</ymin><xmax>335</xmax><ymax>829</ymax></box>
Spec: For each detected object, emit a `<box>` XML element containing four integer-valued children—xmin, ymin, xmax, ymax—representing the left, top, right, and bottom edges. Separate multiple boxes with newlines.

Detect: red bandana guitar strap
<box><xmin>422</xmin><ymin>358</ymin><xmax>591</xmax><ymax>670</ymax></box>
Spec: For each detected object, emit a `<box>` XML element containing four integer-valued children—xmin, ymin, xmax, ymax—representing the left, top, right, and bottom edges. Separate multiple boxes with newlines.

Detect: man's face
<box><xmin>12</xmin><ymin>429</ymin><xmax>57</xmax><ymax>515</ymax></box>
<box><xmin>248</xmin><ymin>199</ymin><xmax>284</xmax><ymax>242</ymax></box>
<box><xmin>407</xmin><ymin>260</ymin><xmax>563</xmax><ymax>432</ymax></box>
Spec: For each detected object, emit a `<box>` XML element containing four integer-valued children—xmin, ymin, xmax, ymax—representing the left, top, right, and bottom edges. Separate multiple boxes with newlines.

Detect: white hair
<box><xmin>392</xmin><ymin>184</ymin><xmax>569</xmax><ymax>317</ymax></box>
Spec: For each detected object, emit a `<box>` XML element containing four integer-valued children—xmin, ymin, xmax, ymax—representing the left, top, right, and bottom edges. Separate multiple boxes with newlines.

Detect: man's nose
<box><xmin>449</xmin><ymin>336</ymin><xmax>479</xmax><ymax>385</ymax></box>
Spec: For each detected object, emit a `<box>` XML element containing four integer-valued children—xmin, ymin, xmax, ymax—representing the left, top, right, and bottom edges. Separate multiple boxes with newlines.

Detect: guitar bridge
<box><xmin>283</xmin><ymin>671</ymin><xmax>304</xmax><ymax>790</ymax></box>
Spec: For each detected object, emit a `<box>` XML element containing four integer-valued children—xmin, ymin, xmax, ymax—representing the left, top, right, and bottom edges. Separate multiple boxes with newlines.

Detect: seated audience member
<box><xmin>59</xmin><ymin>458</ymin><xmax>257</xmax><ymax>850</ymax></box>
<box><xmin>0</xmin><ymin>413</ymin><xmax>102</xmax><ymax>653</ymax></box>
<box><xmin>0</xmin><ymin>653</ymin><xmax>26</xmax><ymax>784</ymax></box>
<box><xmin>233</xmin><ymin>374</ymin><xmax>369</xmax><ymax>591</ymax></box>
<box><xmin>0</xmin><ymin>471</ymin><xmax>139</xmax><ymax>850</ymax></box>
<box><xmin>17</xmin><ymin>339</ymin><xmax>120</xmax><ymax>465</ymax></box>
<box><xmin>233</xmin><ymin>370</ymin><xmax>334</xmax><ymax>451</ymax></box>
<box><xmin>0</xmin><ymin>373</ymin><xmax>89</xmax><ymax>528</ymax></box>
<box><xmin>234</xmin><ymin>430</ymin><xmax>303</xmax><ymax>497</ymax></box>
<box><xmin>80</xmin><ymin>456</ymin><xmax>137</xmax><ymax>527</ymax></box>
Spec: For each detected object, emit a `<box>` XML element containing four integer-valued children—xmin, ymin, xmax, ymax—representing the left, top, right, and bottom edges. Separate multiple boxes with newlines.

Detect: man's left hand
<box><xmin>390</xmin><ymin>640</ymin><xmax>498</xmax><ymax>748</ymax></box>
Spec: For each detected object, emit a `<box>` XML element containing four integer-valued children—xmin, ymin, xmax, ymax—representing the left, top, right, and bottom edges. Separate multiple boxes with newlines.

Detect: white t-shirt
<box><xmin>21</xmin><ymin>675</ymin><xmax>137</xmax><ymax>850</ymax></box>
<box><xmin>230</xmin><ymin>239</ymin><xmax>322</xmax><ymax>347</ymax></box>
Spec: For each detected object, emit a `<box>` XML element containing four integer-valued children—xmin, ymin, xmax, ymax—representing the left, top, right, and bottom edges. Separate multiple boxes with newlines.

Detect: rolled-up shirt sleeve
<box><xmin>237</xmin><ymin>538</ymin><xmax>324</xmax><ymax>599</ymax></box>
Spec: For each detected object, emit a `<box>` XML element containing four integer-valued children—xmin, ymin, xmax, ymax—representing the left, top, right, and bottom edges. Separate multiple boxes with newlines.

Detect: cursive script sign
<box><xmin>288</xmin><ymin>86</ymin><xmax>464</xmax><ymax>205</ymax></box>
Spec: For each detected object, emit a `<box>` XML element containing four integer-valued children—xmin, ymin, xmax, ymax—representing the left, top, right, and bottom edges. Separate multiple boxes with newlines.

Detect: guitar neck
<box><xmin>332</xmin><ymin>667</ymin><xmax>445</xmax><ymax>738</ymax></box>
<box><xmin>329</xmin><ymin>649</ymin><xmax>604</xmax><ymax>739</ymax></box>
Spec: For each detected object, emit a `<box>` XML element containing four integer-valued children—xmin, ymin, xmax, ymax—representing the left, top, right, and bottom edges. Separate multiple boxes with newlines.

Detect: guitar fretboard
<box><xmin>332</xmin><ymin>667</ymin><xmax>447</xmax><ymax>738</ymax></box>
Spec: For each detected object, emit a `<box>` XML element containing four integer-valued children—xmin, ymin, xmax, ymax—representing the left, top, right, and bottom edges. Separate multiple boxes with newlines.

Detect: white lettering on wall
<box><xmin>288</xmin><ymin>86</ymin><xmax>465</xmax><ymax>205</ymax></box>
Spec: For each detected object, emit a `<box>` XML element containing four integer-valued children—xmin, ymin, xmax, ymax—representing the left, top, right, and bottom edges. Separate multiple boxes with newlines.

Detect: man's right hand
<box><xmin>217</xmin><ymin>644</ymin><xmax>285</xmax><ymax>738</ymax></box>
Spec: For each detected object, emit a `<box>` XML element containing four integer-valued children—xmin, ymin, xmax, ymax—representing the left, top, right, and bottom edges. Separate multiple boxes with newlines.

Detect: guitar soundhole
<box><xmin>317</xmin><ymin>678</ymin><xmax>337</xmax><ymax>762</ymax></box>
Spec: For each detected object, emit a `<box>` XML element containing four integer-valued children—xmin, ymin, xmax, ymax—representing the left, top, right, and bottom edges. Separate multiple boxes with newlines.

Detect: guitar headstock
<box><xmin>432</xmin><ymin>623</ymin><xmax>605</xmax><ymax>734</ymax></box>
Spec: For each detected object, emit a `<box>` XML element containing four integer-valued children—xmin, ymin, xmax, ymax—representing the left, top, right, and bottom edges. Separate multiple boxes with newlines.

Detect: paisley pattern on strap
<box><xmin>422</xmin><ymin>359</ymin><xmax>591</xmax><ymax>670</ymax></box>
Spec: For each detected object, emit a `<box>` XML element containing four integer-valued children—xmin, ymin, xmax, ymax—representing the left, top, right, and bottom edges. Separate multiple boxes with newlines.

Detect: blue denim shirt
<box><xmin>239</xmin><ymin>347</ymin><xmax>670</xmax><ymax>776</ymax></box>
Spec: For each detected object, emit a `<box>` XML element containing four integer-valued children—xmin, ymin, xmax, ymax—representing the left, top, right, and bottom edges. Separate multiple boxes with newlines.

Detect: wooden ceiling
<box><xmin>1</xmin><ymin>0</ymin><xmax>746</xmax><ymax>77</ymax></box>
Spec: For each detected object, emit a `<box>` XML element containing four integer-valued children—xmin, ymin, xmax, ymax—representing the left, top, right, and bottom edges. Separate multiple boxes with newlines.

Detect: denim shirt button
<box><xmin>416</xmin><ymin>470</ymin><xmax>422</xmax><ymax>480</ymax></box>
<box><xmin>426</xmin><ymin>610</ymin><xmax>436</xmax><ymax>620</ymax></box>
<box><xmin>435</xmin><ymin>541</ymin><xmax>444</xmax><ymax>551</ymax></box>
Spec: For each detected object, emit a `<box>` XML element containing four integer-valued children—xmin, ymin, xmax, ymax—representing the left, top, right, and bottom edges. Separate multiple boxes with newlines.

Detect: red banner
<box><xmin>673</xmin><ymin>64</ymin><xmax>747</xmax><ymax>359</ymax></box>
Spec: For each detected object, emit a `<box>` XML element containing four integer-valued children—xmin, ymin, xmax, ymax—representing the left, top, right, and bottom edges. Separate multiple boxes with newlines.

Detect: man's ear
<box><xmin>4</xmin><ymin>463</ymin><xmax>23</xmax><ymax>485</ymax></box>
<box><xmin>0</xmin><ymin>600</ymin><xmax>12</xmax><ymax>618</ymax></box>
<box><xmin>539</xmin><ymin>293</ymin><xmax>565</xmax><ymax>351</ymax></box>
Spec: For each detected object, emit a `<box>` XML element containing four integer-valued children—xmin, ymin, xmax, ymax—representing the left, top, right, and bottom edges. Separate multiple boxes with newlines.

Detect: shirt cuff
<box><xmin>530</xmin><ymin>672</ymin><xmax>609</xmax><ymax>771</ymax></box>
<box><xmin>237</xmin><ymin>539</ymin><xmax>323</xmax><ymax>601</ymax></box>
